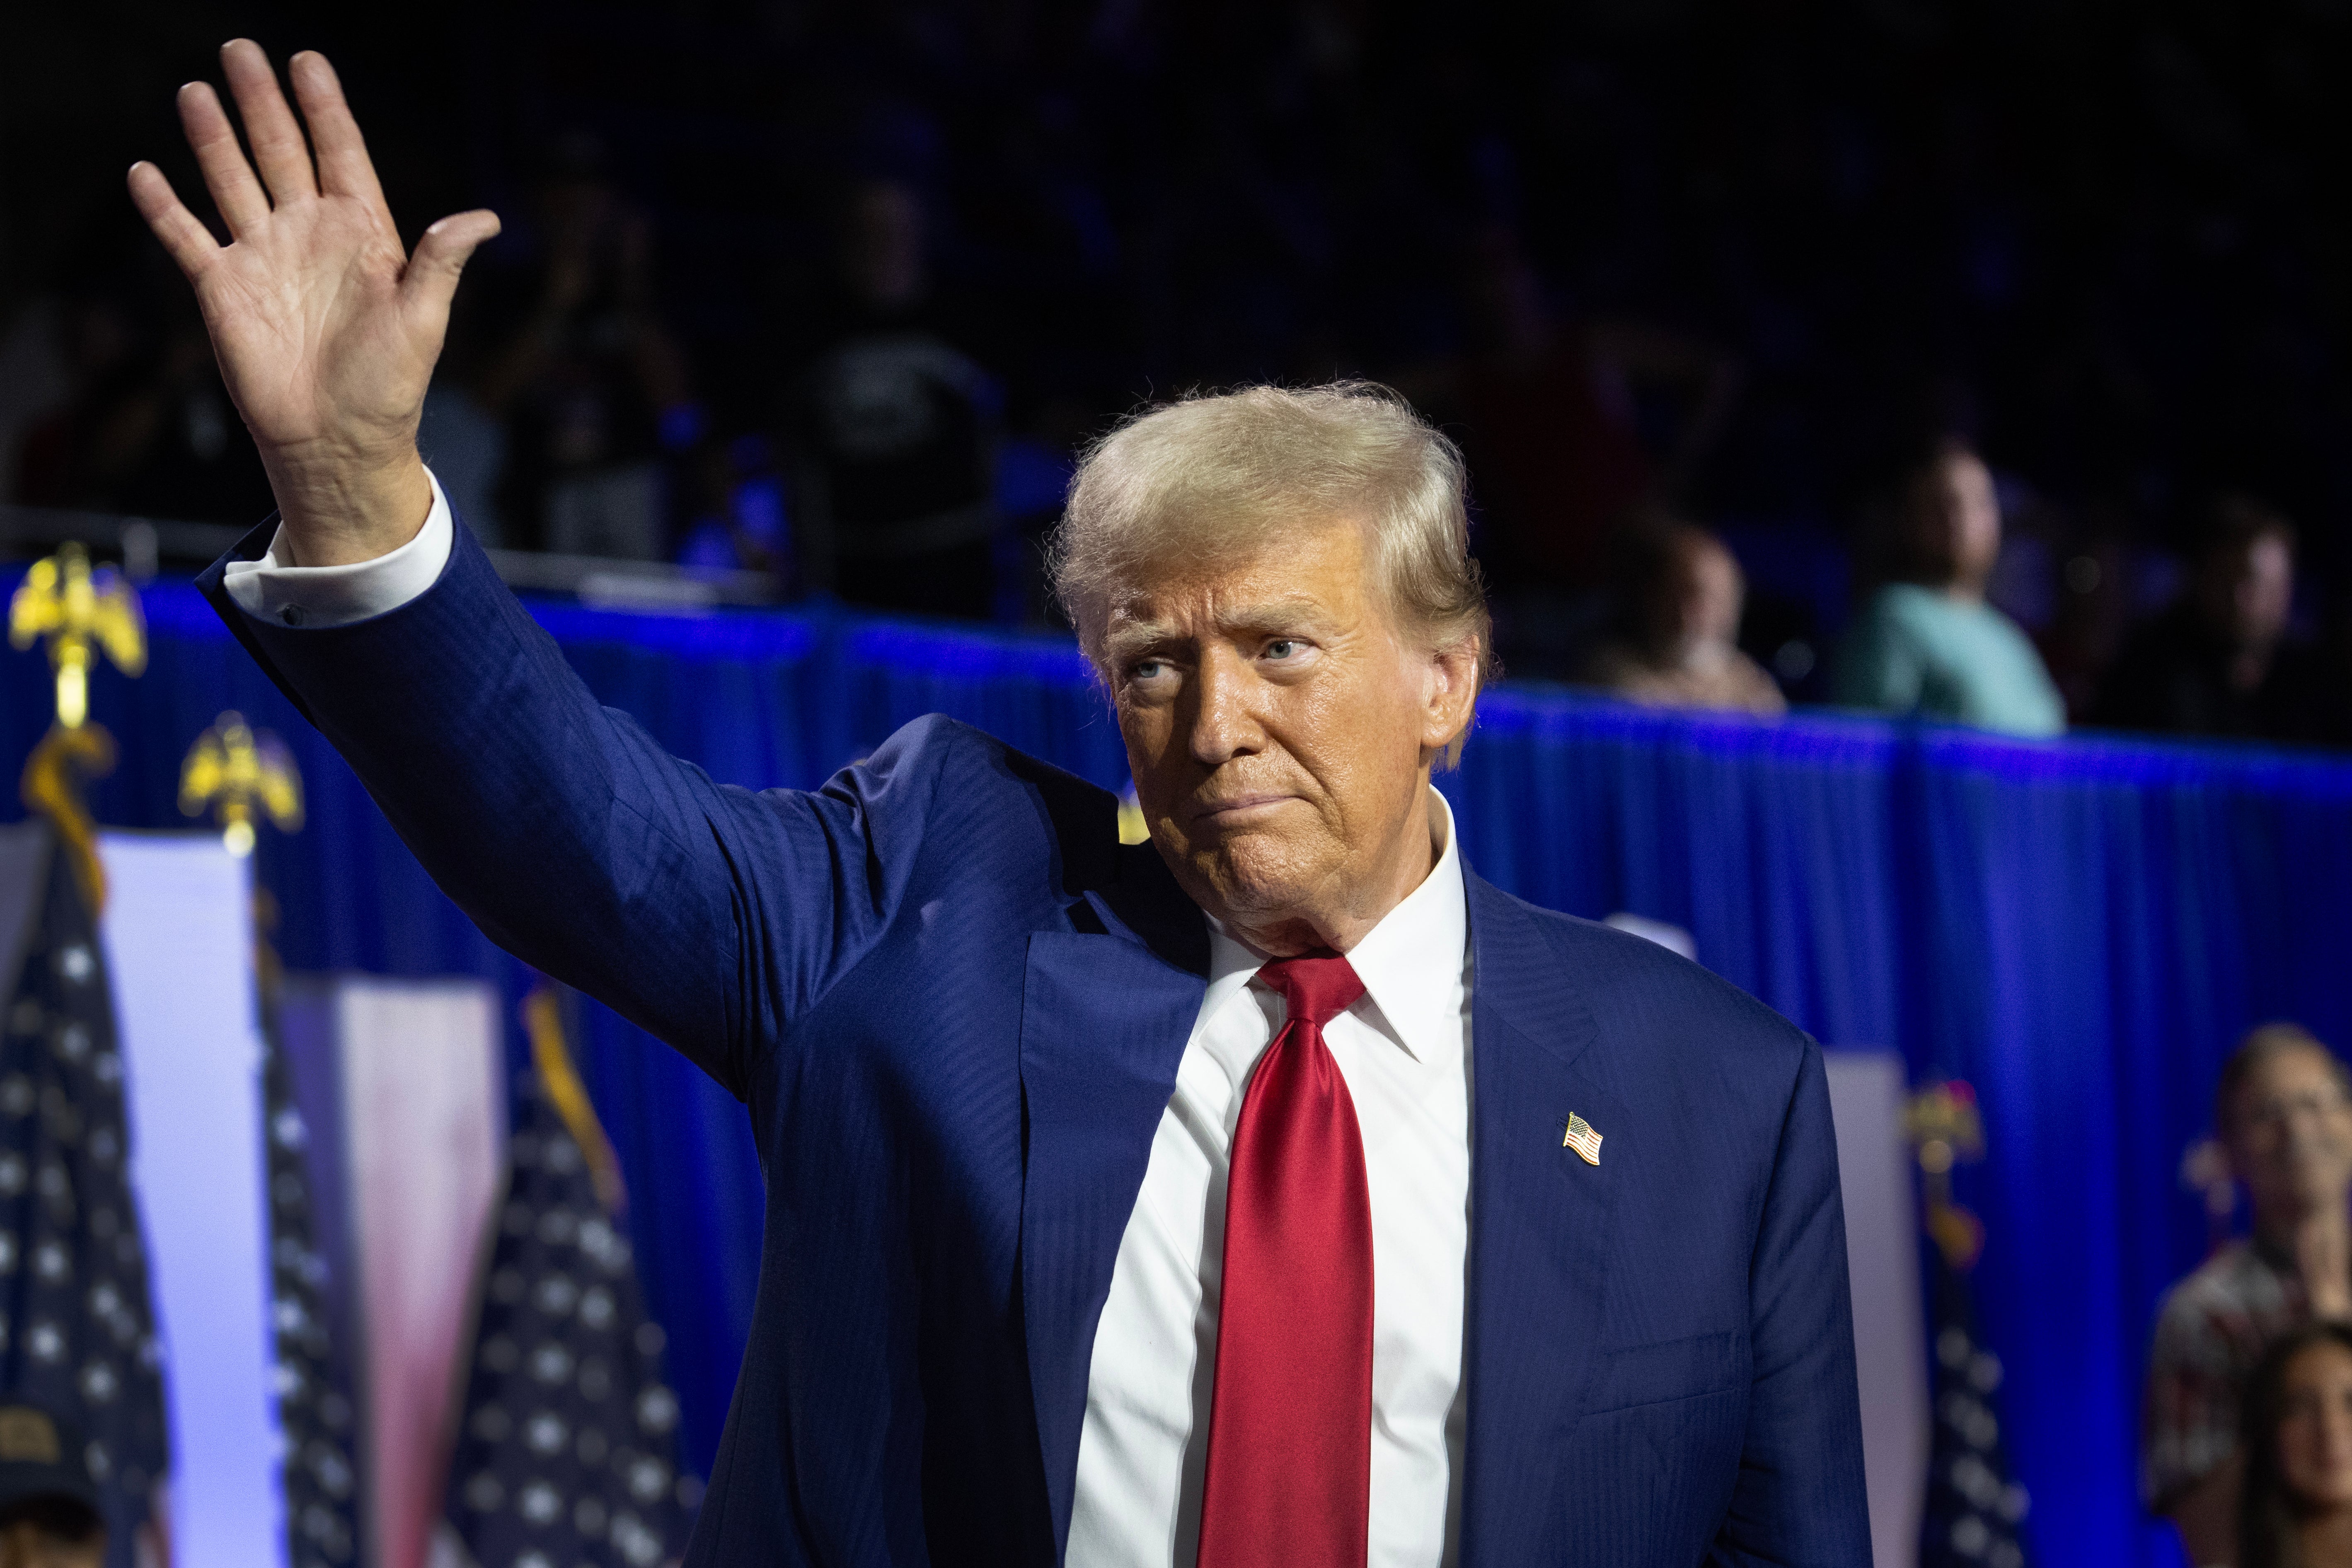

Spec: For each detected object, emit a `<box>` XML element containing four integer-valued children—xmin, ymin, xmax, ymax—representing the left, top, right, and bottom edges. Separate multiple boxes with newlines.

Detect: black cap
<box><xmin>0</xmin><ymin>1400</ymin><xmax>102</xmax><ymax>1518</ymax></box>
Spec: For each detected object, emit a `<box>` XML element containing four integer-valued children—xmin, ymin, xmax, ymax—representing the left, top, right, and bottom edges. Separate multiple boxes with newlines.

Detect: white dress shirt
<box><xmin>221</xmin><ymin>469</ymin><xmax>456</xmax><ymax>626</ymax></box>
<box><xmin>227</xmin><ymin>473</ymin><xmax>1478</xmax><ymax>1567</ymax></box>
<box><xmin>1070</xmin><ymin>803</ymin><xmax>1473</xmax><ymax>1568</ymax></box>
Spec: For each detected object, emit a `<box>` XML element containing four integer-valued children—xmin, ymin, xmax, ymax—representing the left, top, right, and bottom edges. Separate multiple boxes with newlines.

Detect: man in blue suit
<box><xmin>132</xmin><ymin>41</ymin><xmax>1868</xmax><ymax>1567</ymax></box>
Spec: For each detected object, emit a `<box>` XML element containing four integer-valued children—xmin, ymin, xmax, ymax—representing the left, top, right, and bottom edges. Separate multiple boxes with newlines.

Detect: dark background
<box><xmin>5</xmin><ymin>0</ymin><xmax>2349</xmax><ymax>675</ymax></box>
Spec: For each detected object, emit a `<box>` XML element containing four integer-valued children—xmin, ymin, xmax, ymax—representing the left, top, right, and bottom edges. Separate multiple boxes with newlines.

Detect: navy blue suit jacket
<box><xmin>201</xmin><ymin>518</ymin><xmax>1868</xmax><ymax>1566</ymax></box>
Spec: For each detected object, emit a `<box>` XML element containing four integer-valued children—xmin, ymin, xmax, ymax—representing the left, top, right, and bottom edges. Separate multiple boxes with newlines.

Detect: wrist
<box><xmin>259</xmin><ymin>445</ymin><xmax>434</xmax><ymax>568</ymax></box>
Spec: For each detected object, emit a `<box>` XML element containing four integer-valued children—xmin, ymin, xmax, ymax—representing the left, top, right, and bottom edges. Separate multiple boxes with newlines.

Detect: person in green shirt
<box><xmin>1833</xmin><ymin>438</ymin><xmax>2066</xmax><ymax>736</ymax></box>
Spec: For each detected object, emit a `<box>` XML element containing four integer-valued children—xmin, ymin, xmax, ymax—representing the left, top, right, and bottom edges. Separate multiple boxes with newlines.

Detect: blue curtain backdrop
<box><xmin>7</xmin><ymin>569</ymin><xmax>2350</xmax><ymax>1567</ymax></box>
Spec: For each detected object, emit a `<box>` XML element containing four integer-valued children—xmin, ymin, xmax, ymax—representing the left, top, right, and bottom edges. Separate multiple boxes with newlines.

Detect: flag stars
<box><xmin>626</xmin><ymin>1455</ymin><xmax>670</xmax><ymax>1503</ymax></box>
<box><xmin>2</xmin><ymin>883</ymin><xmax>170</xmax><ymax>1554</ymax></box>
<box><xmin>525</xmin><ymin>1411</ymin><xmax>567</xmax><ymax>1455</ymax></box>
<box><xmin>528</xmin><ymin>1341</ymin><xmax>575</xmax><ymax>1386</ymax></box>
<box><xmin>636</xmin><ymin>1387</ymin><xmax>678</xmax><ymax>1434</ymax></box>
<box><xmin>517</xmin><ymin>1480</ymin><xmax>561</xmax><ymax>1525</ymax></box>
<box><xmin>443</xmin><ymin>1063</ymin><xmax>687</xmax><ymax>1568</ymax></box>
<box><xmin>533</xmin><ymin>1273</ymin><xmax>578</xmax><ymax>1317</ymax></box>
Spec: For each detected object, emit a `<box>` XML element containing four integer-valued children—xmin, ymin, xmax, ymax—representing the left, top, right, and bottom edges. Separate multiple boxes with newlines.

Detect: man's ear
<box><xmin>1422</xmin><ymin>636</ymin><xmax>1482</xmax><ymax>765</ymax></box>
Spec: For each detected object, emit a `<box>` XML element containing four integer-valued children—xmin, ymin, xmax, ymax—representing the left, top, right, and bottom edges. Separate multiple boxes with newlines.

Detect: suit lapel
<box><xmin>1458</xmin><ymin>878</ymin><xmax>1626</xmax><ymax>1568</ymax></box>
<box><xmin>1018</xmin><ymin>844</ymin><xmax>1207</xmax><ymax>1560</ymax></box>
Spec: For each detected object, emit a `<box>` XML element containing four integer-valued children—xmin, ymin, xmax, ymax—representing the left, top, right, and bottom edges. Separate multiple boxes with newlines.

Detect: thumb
<box><xmin>401</xmin><ymin>209</ymin><xmax>502</xmax><ymax>325</ymax></box>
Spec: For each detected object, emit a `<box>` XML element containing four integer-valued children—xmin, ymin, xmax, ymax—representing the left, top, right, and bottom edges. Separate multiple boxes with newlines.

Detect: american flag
<box><xmin>1562</xmin><ymin>1111</ymin><xmax>1604</xmax><ymax>1166</ymax></box>
<box><xmin>1919</xmin><ymin>1238</ymin><xmax>2031</xmax><ymax>1568</ymax></box>
<box><xmin>441</xmin><ymin>987</ymin><xmax>694</xmax><ymax>1568</ymax></box>
<box><xmin>259</xmin><ymin>999</ymin><xmax>359</xmax><ymax>1566</ymax></box>
<box><xmin>0</xmin><ymin>834</ymin><xmax>169</xmax><ymax>1568</ymax></box>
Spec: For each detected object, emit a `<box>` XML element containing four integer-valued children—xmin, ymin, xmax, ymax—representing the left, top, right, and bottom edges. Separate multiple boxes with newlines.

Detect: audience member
<box><xmin>1442</xmin><ymin>231</ymin><xmax>1743</xmax><ymax>673</ymax></box>
<box><xmin>13</xmin><ymin>276</ymin><xmax>274</xmax><ymax>524</ymax></box>
<box><xmin>779</xmin><ymin>179</ymin><xmax>1004</xmax><ymax>618</ymax></box>
<box><xmin>2094</xmin><ymin>498</ymin><xmax>2318</xmax><ymax>743</ymax></box>
<box><xmin>2236</xmin><ymin>1322</ymin><xmax>2352</xmax><ymax>1568</ymax></box>
<box><xmin>1832</xmin><ymin>438</ymin><xmax>2066</xmax><ymax>736</ymax></box>
<box><xmin>2146</xmin><ymin>1025</ymin><xmax>2352</xmax><ymax>1567</ymax></box>
<box><xmin>473</xmin><ymin>133</ymin><xmax>697</xmax><ymax>559</ymax></box>
<box><xmin>1580</xmin><ymin>518</ymin><xmax>1786</xmax><ymax>716</ymax></box>
<box><xmin>0</xmin><ymin>1400</ymin><xmax>106</xmax><ymax>1568</ymax></box>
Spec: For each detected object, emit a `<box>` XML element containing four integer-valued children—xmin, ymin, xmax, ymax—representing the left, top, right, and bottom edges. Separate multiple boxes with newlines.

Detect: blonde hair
<box><xmin>1050</xmin><ymin>382</ymin><xmax>1493</xmax><ymax>706</ymax></box>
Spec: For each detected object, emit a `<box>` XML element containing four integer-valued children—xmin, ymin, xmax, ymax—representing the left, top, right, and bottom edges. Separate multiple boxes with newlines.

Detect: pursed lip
<box><xmin>1188</xmin><ymin>792</ymin><xmax>1299</xmax><ymax>825</ymax></box>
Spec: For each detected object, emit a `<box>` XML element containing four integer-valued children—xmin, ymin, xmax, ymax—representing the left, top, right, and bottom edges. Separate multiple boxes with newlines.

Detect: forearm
<box><xmin>259</xmin><ymin>443</ymin><xmax>434</xmax><ymax>567</ymax></box>
<box><xmin>201</xmin><ymin>515</ymin><xmax>754</xmax><ymax>1082</ymax></box>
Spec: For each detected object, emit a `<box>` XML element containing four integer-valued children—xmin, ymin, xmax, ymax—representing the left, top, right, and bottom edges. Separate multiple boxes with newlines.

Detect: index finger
<box><xmin>126</xmin><ymin>162</ymin><xmax>223</xmax><ymax>280</ymax></box>
<box><xmin>287</xmin><ymin>51</ymin><xmax>388</xmax><ymax>214</ymax></box>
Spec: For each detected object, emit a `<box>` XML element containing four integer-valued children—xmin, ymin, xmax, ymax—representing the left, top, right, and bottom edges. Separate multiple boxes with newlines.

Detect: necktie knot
<box><xmin>1256</xmin><ymin>951</ymin><xmax>1365</xmax><ymax>1031</ymax></box>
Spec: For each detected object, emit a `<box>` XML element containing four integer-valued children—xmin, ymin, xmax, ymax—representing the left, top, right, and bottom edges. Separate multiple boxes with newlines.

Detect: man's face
<box><xmin>2279</xmin><ymin>1340</ymin><xmax>2352</xmax><ymax>1508</ymax></box>
<box><xmin>2199</xmin><ymin>535</ymin><xmax>2294</xmax><ymax>650</ymax></box>
<box><xmin>1666</xmin><ymin>538</ymin><xmax>1744</xmax><ymax>651</ymax></box>
<box><xmin>1910</xmin><ymin>452</ymin><xmax>2002</xmax><ymax>587</ymax></box>
<box><xmin>1103</xmin><ymin>520</ymin><xmax>1478</xmax><ymax>951</ymax></box>
<box><xmin>2227</xmin><ymin>1046</ymin><xmax>2352</xmax><ymax>1221</ymax></box>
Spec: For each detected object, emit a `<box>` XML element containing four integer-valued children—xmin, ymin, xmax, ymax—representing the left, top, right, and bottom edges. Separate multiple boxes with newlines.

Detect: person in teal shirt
<box><xmin>1834</xmin><ymin>438</ymin><xmax>2066</xmax><ymax>736</ymax></box>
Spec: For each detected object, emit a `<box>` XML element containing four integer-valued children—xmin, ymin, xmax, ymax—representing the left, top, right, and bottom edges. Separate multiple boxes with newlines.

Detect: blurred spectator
<box><xmin>416</xmin><ymin>281</ymin><xmax>510</xmax><ymax>547</ymax></box>
<box><xmin>1579</xmin><ymin>518</ymin><xmax>1786</xmax><ymax>717</ymax></box>
<box><xmin>13</xmin><ymin>278</ymin><xmax>273</xmax><ymax>524</ymax></box>
<box><xmin>474</xmin><ymin>133</ymin><xmax>697</xmax><ymax>559</ymax></box>
<box><xmin>2037</xmin><ymin>506</ymin><xmax>2138</xmax><ymax>724</ymax></box>
<box><xmin>1832</xmin><ymin>439</ymin><xmax>2065</xmax><ymax>736</ymax></box>
<box><xmin>0</xmin><ymin>1399</ymin><xmax>106</xmax><ymax>1568</ymax></box>
<box><xmin>1444</xmin><ymin>232</ymin><xmax>1742</xmax><ymax>673</ymax></box>
<box><xmin>2235</xmin><ymin>1321</ymin><xmax>2352</xmax><ymax>1568</ymax></box>
<box><xmin>779</xmin><ymin>180</ymin><xmax>1003</xmax><ymax>618</ymax></box>
<box><xmin>2093</xmin><ymin>498</ymin><xmax>2318</xmax><ymax>744</ymax></box>
<box><xmin>2146</xmin><ymin>1024</ymin><xmax>2352</xmax><ymax>1566</ymax></box>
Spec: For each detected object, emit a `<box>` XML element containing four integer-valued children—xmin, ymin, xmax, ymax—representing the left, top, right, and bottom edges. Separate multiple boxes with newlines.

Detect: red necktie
<box><xmin>1196</xmin><ymin>952</ymin><xmax>1373</xmax><ymax>1568</ymax></box>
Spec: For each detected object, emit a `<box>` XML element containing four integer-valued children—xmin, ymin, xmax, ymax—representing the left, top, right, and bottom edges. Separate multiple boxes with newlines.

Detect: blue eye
<box><xmin>1264</xmin><ymin>640</ymin><xmax>1300</xmax><ymax>659</ymax></box>
<box><xmin>1131</xmin><ymin>660</ymin><xmax>1164</xmax><ymax>680</ymax></box>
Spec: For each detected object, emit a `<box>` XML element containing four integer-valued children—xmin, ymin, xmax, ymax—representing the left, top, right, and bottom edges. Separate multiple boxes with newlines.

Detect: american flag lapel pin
<box><xmin>1563</xmin><ymin>1112</ymin><xmax>1603</xmax><ymax>1166</ymax></box>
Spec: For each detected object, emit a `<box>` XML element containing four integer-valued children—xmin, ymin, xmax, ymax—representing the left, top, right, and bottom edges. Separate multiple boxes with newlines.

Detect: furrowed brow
<box><xmin>1216</xmin><ymin>598</ymin><xmax>1336</xmax><ymax>639</ymax></box>
<box><xmin>1100</xmin><ymin>619</ymin><xmax>1179</xmax><ymax>665</ymax></box>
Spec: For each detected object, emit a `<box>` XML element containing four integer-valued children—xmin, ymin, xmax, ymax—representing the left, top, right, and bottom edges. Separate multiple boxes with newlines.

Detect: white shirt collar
<box><xmin>1200</xmin><ymin>789</ymin><xmax>1469</xmax><ymax>1064</ymax></box>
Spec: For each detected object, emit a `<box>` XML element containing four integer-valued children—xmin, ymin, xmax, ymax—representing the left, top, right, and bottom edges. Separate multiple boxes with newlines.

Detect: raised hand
<box><xmin>127</xmin><ymin>41</ymin><xmax>500</xmax><ymax>566</ymax></box>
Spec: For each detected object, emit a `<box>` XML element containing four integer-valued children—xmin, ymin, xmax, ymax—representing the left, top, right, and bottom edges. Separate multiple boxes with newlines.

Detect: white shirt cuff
<box><xmin>222</xmin><ymin>468</ymin><xmax>455</xmax><ymax>628</ymax></box>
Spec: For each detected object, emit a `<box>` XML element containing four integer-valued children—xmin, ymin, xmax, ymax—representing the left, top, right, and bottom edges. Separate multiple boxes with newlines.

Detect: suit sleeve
<box><xmin>198</xmin><ymin>513</ymin><xmax>925</xmax><ymax>1099</ymax></box>
<box><xmin>1710</xmin><ymin>1038</ymin><xmax>1873</xmax><ymax>1566</ymax></box>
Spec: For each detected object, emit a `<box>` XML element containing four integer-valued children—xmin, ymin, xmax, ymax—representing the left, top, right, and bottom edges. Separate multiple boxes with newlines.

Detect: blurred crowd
<box><xmin>2</xmin><ymin>0</ymin><xmax>2347</xmax><ymax>749</ymax></box>
<box><xmin>2148</xmin><ymin>1025</ymin><xmax>2352</xmax><ymax>1568</ymax></box>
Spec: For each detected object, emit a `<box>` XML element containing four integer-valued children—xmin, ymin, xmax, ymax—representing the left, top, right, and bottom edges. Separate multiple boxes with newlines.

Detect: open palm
<box><xmin>127</xmin><ymin>42</ymin><xmax>498</xmax><ymax>557</ymax></box>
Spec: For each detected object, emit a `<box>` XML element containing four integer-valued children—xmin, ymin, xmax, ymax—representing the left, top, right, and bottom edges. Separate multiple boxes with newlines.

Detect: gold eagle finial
<box><xmin>9</xmin><ymin>544</ymin><xmax>146</xmax><ymax>730</ymax></box>
<box><xmin>180</xmin><ymin>711</ymin><xmax>304</xmax><ymax>857</ymax></box>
